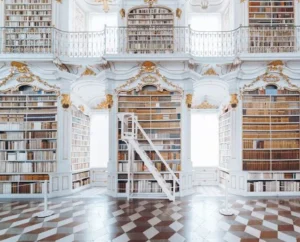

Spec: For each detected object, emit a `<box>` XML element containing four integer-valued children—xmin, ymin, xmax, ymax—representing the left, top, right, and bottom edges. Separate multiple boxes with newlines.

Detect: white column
<box><xmin>0</xmin><ymin>1</ymin><xmax>4</xmax><ymax>28</ymax></box>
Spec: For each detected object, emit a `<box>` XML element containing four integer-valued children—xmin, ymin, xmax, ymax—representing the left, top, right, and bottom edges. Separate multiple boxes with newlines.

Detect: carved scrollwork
<box><xmin>61</xmin><ymin>94</ymin><xmax>71</xmax><ymax>109</ymax></box>
<box><xmin>193</xmin><ymin>100</ymin><xmax>218</xmax><ymax>109</ymax></box>
<box><xmin>96</xmin><ymin>94</ymin><xmax>113</xmax><ymax>109</ymax></box>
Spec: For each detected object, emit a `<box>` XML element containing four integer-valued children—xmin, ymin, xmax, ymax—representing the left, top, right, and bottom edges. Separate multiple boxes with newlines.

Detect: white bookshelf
<box><xmin>219</xmin><ymin>110</ymin><xmax>231</xmax><ymax>170</ymax></box>
<box><xmin>117</xmin><ymin>86</ymin><xmax>181</xmax><ymax>196</ymax></box>
<box><xmin>127</xmin><ymin>6</ymin><xmax>174</xmax><ymax>54</ymax></box>
<box><xmin>71</xmin><ymin>106</ymin><xmax>90</xmax><ymax>190</ymax></box>
<box><xmin>4</xmin><ymin>0</ymin><xmax>52</xmax><ymax>53</ymax></box>
<box><xmin>0</xmin><ymin>85</ymin><xmax>57</xmax><ymax>194</ymax></box>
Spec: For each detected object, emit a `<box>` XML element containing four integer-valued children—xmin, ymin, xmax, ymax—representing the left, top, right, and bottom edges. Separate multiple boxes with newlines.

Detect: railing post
<box><xmin>104</xmin><ymin>25</ymin><xmax>107</xmax><ymax>55</ymax></box>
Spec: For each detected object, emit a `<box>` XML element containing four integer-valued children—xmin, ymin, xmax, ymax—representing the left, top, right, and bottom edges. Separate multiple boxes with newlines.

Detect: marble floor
<box><xmin>0</xmin><ymin>187</ymin><xmax>300</xmax><ymax>242</ymax></box>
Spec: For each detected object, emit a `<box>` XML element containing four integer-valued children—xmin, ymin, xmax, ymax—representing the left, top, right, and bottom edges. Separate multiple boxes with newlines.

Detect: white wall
<box><xmin>90</xmin><ymin>112</ymin><xmax>109</xmax><ymax>168</ymax></box>
<box><xmin>88</xmin><ymin>13</ymin><xmax>118</xmax><ymax>31</ymax></box>
<box><xmin>188</xmin><ymin>13</ymin><xmax>222</xmax><ymax>31</ymax></box>
<box><xmin>191</xmin><ymin>111</ymin><xmax>219</xmax><ymax>167</ymax></box>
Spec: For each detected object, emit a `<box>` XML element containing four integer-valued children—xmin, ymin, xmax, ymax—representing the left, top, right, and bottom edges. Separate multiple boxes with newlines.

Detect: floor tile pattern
<box><xmin>1</xmin><ymin>191</ymin><xmax>300</xmax><ymax>241</ymax></box>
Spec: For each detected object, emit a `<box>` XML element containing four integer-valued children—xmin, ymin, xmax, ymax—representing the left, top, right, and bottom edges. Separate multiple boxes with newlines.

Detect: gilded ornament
<box><xmin>230</xmin><ymin>94</ymin><xmax>239</xmax><ymax>108</ymax></box>
<box><xmin>96</xmin><ymin>94</ymin><xmax>113</xmax><ymax>109</ymax></box>
<box><xmin>203</xmin><ymin>68</ymin><xmax>218</xmax><ymax>76</ymax></box>
<box><xmin>61</xmin><ymin>94</ymin><xmax>71</xmax><ymax>109</ymax></box>
<box><xmin>193</xmin><ymin>100</ymin><xmax>217</xmax><ymax>109</ymax></box>
<box><xmin>11</xmin><ymin>61</ymin><xmax>30</xmax><ymax>73</ymax></box>
<box><xmin>141</xmin><ymin>61</ymin><xmax>156</xmax><ymax>73</ymax></box>
<box><xmin>144</xmin><ymin>0</ymin><xmax>157</xmax><ymax>7</ymax></box>
<box><xmin>186</xmin><ymin>94</ymin><xmax>193</xmax><ymax>108</ymax></box>
<box><xmin>263</xmin><ymin>74</ymin><xmax>280</xmax><ymax>83</ymax></box>
<box><xmin>176</xmin><ymin>8</ymin><xmax>182</xmax><ymax>19</ymax></box>
<box><xmin>141</xmin><ymin>75</ymin><xmax>158</xmax><ymax>84</ymax></box>
<box><xmin>120</xmin><ymin>8</ymin><xmax>125</xmax><ymax>18</ymax></box>
<box><xmin>78</xmin><ymin>105</ymin><xmax>85</xmax><ymax>113</ymax></box>
<box><xmin>56</xmin><ymin>0</ymin><xmax>62</xmax><ymax>3</ymax></box>
<box><xmin>268</xmin><ymin>60</ymin><xmax>284</xmax><ymax>72</ymax></box>
<box><xmin>81</xmin><ymin>67</ymin><xmax>96</xmax><ymax>76</ymax></box>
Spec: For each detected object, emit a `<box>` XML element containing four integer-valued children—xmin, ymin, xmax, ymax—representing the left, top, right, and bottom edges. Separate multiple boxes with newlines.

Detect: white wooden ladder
<box><xmin>118</xmin><ymin>113</ymin><xmax>180</xmax><ymax>201</ymax></box>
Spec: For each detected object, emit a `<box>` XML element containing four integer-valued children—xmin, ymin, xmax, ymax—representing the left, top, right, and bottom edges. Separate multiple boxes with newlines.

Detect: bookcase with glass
<box><xmin>242</xmin><ymin>85</ymin><xmax>300</xmax><ymax>194</ymax></box>
<box><xmin>4</xmin><ymin>0</ymin><xmax>53</xmax><ymax>53</ymax></box>
<box><xmin>117</xmin><ymin>85</ymin><xmax>181</xmax><ymax>196</ymax></box>
<box><xmin>71</xmin><ymin>106</ymin><xmax>90</xmax><ymax>190</ymax></box>
<box><xmin>248</xmin><ymin>0</ymin><xmax>295</xmax><ymax>53</ymax></box>
<box><xmin>127</xmin><ymin>6</ymin><xmax>174</xmax><ymax>54</ymax></box>
<box><xmin>0</xmin><ymin>85</ymin><xmax>57</xmax><ymax>195</ymax></box>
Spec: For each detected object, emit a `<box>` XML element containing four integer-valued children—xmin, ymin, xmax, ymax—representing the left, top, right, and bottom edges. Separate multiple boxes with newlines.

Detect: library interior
<box><xmin>1</xmin><ymin>0</ymin><xmax>300</xmax><ymax>241</ymax></box>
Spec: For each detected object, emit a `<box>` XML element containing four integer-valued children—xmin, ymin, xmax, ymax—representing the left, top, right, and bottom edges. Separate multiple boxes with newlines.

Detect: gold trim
<box><xmin>141</xmin><ymin>75</ymin><xmax>158</xmax><ymax>84</ymax></box>
<box><xmin>268</xmin><ymin>60</ymin><xmax>284</xmax><ymax>72</ymax></box>
<box><xmin>56</xmin><ymin>0</ymin><xmax>62</xmax><ymax>3</ymax></box>
<box><xmin>144</xmin><ymin>0</ymin><xmax>157</xmax><ymax>7</ymax></box>
<box><xmin>176</xmin><ymin>8</ymin><xmax>182</xmax><ymax>19</ymax></box>
<box><xmin>11</xmin><ymin>61</ymin><xmax>29</xmax><ymax>73</ymax></box>
<box><xmin>186</xmin><ymin>94</ymin><xmax>193</xmax><ymax>108</ymax></box>
<box><xmin>61</xmin><ymin>94</ymin><xmax>71</xmax><ymax>109</ymax></box>
<box><xmin>203</xmin><ymin>68</ymin><xmax>218</xmax><ymax>76</ymax></box>
<box><xmin>95</xmin><ymin>94</ymin><xmax>113</xmax><ymax>109</ymax></box>
<box><xmin>193</xmin><ymin>100</ymin><xmax>217</xmax><ymax>109</ymax></box>
<box><xmin>81</xmin><ymin>67</ymin><xmax>96</xmax><ymax>76</ymax></box>
<box><xmin>230</xmin><ymin>94</ymin><xmax>239</xmax><ymax>108</ymax></box>
<box><xmin>115</xmin><ymin>62</ymin><xmax>183</xmax><ymax>93</ymax></box>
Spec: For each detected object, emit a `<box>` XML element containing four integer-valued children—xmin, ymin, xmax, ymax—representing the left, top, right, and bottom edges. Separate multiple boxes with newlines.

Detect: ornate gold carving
<box><xmin>115</xmin><ymin>61</ymin><xmax>183</xmax><ymax>93</ymax></box>
<box><xmin>81</xmin><ymin>67</ymin><xmax>96</xmax><ymax>76</ymax></box>
<box><xmin>186</xmin><ymin>94</ymin><xmax>193</xmax><ymax>108</ymax></box>
<box><xmin>144</xmin><ymin>0</ymin><xmax>157</xmax><ymax>7</ymax></box>
<box><xmin>141</xmin><ymin>75</ymin><xmax>158</xmax><ymax>84</ymax></box>
<box><xmin>230</xmin><ymin>94</ymin><xmax>239</xmax><ymax>108</ymax></box>
<box><xmin>141</xmin><ymin>61</ymin><xmax>156</xmax><ymax>72</ymax></box>
<box><xmin>268</xmin><ymin>60</ymin><xmax>284</xmax><ymax>71</ymax></box>
<box><xmin>0</xmin><ymin>62</ymin><xmax>59</xmax><ymax>95</ymax></box>
<box><xmin>193</xmin><ymin>100</ymin><xmax>217</xmax><ymax>109</ymax></box>
<box><xmin>176</xmin><ymin>8</ymin><xmax>182</xmax><ymax>18</ymax></box>
<box><xmin>78</xmin><ymin>105</ymin><xmax>85</xmax><ymax>113</ymax></box>
<box><xmin>203</xmin><ymin>68</ymin><xmax>218</xmax><ymax>76</ymax></box>
<box><xmin>120</xmin><ymin>8</ymin><xmax>125</xmax><ymax>18</ymax></box>
<box><xmin>263</xmin><ymin>74</ymin><xmax>280</xmax><ymax>83</ymax></box>
<box><xmin>61</xmin><ymin>94</ymin><xmax>71</xmax><ymax>109</ymax></box>
<box><xmin>96</xmin><ymin>94</ymin><xmax>113</xmax><ymax>109</ymax></box>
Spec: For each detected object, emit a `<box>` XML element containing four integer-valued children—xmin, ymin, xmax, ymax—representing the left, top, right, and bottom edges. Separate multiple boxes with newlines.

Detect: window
<box><xmin>90</xmin><ymin>113</ymin><xmax>109</xmax><ymax>168</ymax></box>
<box><xmin>191</xmin><ymin>111</ymin><xmax>219</xmax><ymax>167</ymax></box>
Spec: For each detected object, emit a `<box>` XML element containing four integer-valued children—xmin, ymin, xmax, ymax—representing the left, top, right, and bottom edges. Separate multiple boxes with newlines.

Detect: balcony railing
<box><xmin>0</xmin><ymin>26</ymin><xmax>299</xmax><ymax>59</ymax></box>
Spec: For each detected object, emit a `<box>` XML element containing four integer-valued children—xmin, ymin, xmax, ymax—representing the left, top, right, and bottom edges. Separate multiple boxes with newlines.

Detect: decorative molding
<box><xmin>56</xmin><ymin>0</ymin><xmax>62</xmax><ymax>3</ymax></box>
<box><xmin>144</xmin><ymin>0</ymin><xmax>157</xmax><ymax>7</ymax></box>
<box><xmin>120</xmin><ymin>8</ymin><xmax>125</xmax><ymax>18</ymax></box>
<box><xmin>115</xmin><ymin>61</ymin><xmax>183</xmax><ymax>93</ymax></box>
<box><xmin>176</xmin><ymin>8</ymin><xmax>182</xmax><ymax>18</ymax></box>
<box><xmin>95</xmin><ymin>94</ymin><xmax>113</xmax><ymax>109</ymax></box>
<box><xmin>193</xmin><ymin>100</ymin><xmax>217</xmax><ymax>109</ymax></box>
<box><xmin>230</xmin><ymin>94</ymin><xmax>239</xmax><ymax>108</ymax></box>
<box><xmin>186</xmin><ymin>94</ymin><xmax>193</xmax><ymax>108</ymax></box>
<box><xmin>78</xmin><ymin>105</ymin><xmax>85</xmax><ymax>113</ymax></box>
<box><xmin>268</xmin><ymin>60</ymin><xmax>284</xmax><ymax>72</ymax></box>
<box><xmin>263</xmin><ymin>74</ymin><xmax>280</xmax><ymax>83</ymax></box>
<box><xmin>0</xmin><ymin>62</ymin><xmax>59</xmax><ymax>94</ymax></box>
<box><xmin>203</xmin><ymin>67</ymin><xmax>218</xmax><ymax>76</ymax></box>
<box><xmin>61</xmin><ymin>94</ymin><xmax>71</xmax><ymax>109</ymax></box>
<box><xmin>81</xmin><ymin>67</ymin><xmax>96</xmax><ymax>76</ymax></box>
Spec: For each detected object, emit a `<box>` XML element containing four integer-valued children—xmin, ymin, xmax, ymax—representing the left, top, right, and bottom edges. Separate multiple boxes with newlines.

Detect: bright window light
<box><xmin>191</xmin><ymin>111</ymin><xmax>219</xmax><ymax>167</ymax></box>
<box><xmin>90</xmin><ymin>113</ymin><xmax>109</xmax><ymax>168</ymax></box>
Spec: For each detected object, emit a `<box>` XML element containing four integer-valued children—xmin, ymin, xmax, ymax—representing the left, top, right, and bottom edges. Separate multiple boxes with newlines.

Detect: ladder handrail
<box><xmin>135</xmin><ymin>121</ymin><xmax>180</xmax><ymax>185</ymax></box>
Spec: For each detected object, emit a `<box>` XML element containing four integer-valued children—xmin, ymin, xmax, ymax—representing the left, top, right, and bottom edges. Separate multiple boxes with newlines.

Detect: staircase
<box><xmin>118</xmin><ymin>113</ymin><xmax>180</xmax><ymax>201</ymax></box>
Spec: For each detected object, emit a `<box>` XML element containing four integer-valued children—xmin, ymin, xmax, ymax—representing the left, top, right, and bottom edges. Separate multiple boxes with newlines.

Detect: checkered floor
<box><xmin>1</xmin><ymin>189</ymin><xmax>300</xmax><ymax>241</ymax></box>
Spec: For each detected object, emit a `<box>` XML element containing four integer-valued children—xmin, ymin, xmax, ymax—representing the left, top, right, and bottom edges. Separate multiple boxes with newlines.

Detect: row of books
<box><xmin>3</xmin><ymin>47</ymin><xmax>52</xmax><ymax>53</ymax></box>
<box><xmin>244</xmin><ymin>110</ymin><xmax>300</xmax><ymax>116</ymax></box>
<box><xmin>71</xmin><ymin>140</ymin><xmax>89</xmax><ymax>146</ymax></box>
<box><xmin>121</xmin><ymin>90</ymin><xmax>179</xmax><ymax>96</ymax></box>
<box><xmin>244</xmin><ymin>117</ymin><xmax>299</xmax><ymax>123</ymax></box>
<box><xmin>0</xmin><ymin>132</ymin><xmax>57</xmax><ymax>140</ymax></box>
<box><xmin>118</xmin><ymin>181</ymin><xmax>171</xmax><ymax>193</ymax></box>
<box><xmin>128</xmin><ymin>15</ymin><xmax>173</xmax><ymax>19</ymax></box>
<box><xmin>72</xmin><ymin>171</ymin><xmax>90</xmax><ymax>181</ymax></box>
<box><xmin>72</xmin><ymin>178</ymin><xmax>90</xmax><ymax>189</ymax></box>
<box><xmin>248</xmin><ymin>181</ymin><xmax>300</xmax><ymax>192</ymax></box>
<box><xmin>119</xmin><ymin>108</ymin><xmax>179</xmax><ymax>114</ymax></box>
<box><xmin>243</xmin><ymin>150</ymin><xmax>300</xmax><ymax>159</ymax></box>
<box><xmin>0</xmin><ymin>96</ymin><xmax>56</xmax><ymax>101</ymax></box>
<box><xmin>243</xmin><ymin>124</ymin><xmax>299</xmax><ymax>130</ymax></box>
<box><xmin>135</xmin><ymin>114</ymin><xmax>180</xmax><ymax>121</ymax></box>
<box><xmin>0</xmin><ymin>140</ymin><xmax>56</xmax><ymax>149</ymax></box>
<box><xmin>5</xmin><ymin>11</ymin><xmax>52</xmax><ymax>16</ymax></box>
<box><xmin>119</xmin><ymin>96</ymin><xmax>181</xmax><ymax>102</ymax></box>
<box><xmin>72</xmin><ymin>134</ymin><xmax>89</xmax><ymax>141</ymax></box>
<box><xmin>0</xmin><ymin>174</ymin><xmax>49</xmax><ymax>181</ymax></box>
<box><xmin>139</xmin><ymin>122</ymin><xmax>180</xmax><ymax>129</ymax></box>
<box><xmin>243</xmin><ymin>132</ymin><xmax>300</xmax><ymax>139</ymax></box>
<box><xmin>130</xmin><ymin>8</ymin><xmax>172</xmax><ymax>14</ymax></box>
<box><xmin>0</xmin><ymin>114</ymin><xmax>56</xmax><ymax>122</ymax></box>
<box><xmin>0</xmin><ymin>161</ymin><xmax>56</xmax><ymax>173</ymax></box>
<box><xmin>118</xmin><ymin>162</ymin><xmax>181</xmax><ymax>172</ymax></box>
<box><xmin>128</xmin><ymin>20</ymin><xmax>173</xmax><ymax>25</ymax></box>
<box><xmin>0</xmin><ymin>108</ymin><xmax>57</xmax><ymax>114</ymax></box>
<box><xmin>0</xmin><ymin>183</ymin><xmax>45</xmax><ymax>194</ymax></box>
<box><xmin>72</xmin><ymin>162</ymin><xmax>89</xmax><ymax>171</ymax></box>
<box><xmin>243</xmin><ymin>161</ymin><xmax>300</xmax><ymax>171</ymax></box>
<box><xmin>248</xmin><ymin>172</ymin><xmax>300</xmax><ymax>180</ymax></box>
<box><xmin>243</xmin><ymin>140</ymin><xmax>299</xmax><ymax>149</ymax></box>
<box><xmin>244</xmin><ymin>89</ymin><xmax>297</xmax><ymax>95</ymax></box>
<box><xmin>5</xmin><ymin>0</ymin><xmax>51</xmax><ymax>3</ymax></box>
<box><xmin>119</xmin><ymin>144</ymin><xmax>180</xmax><ymax>150</ymax></box>
<box><xmin>0</xmin><ymin>102</ymin><xmax>56</xmax><ymax>107</ymax></box>
<box><xmin>4</xmin><ymin>151</ymin><xmax>56</xmax><ymax>161</ymax></box>
<box><xmin>0</xmin><ymin>122</ymin><xmax>57</xmax><ymax>130</ymax></box>
<box><xmin>118</xmin><ymin>151</ymin><xmax>181</xmax><ymax>161</ymax></box>
<box><xmin>118</xmin><ymin>103</ymin><xmax>180</xmax><ymax>108</ymax></box>
<box><xmin>72</xmin><ymin>146</ymin><xmax>89</xmax><ymax>152</ymax></box>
